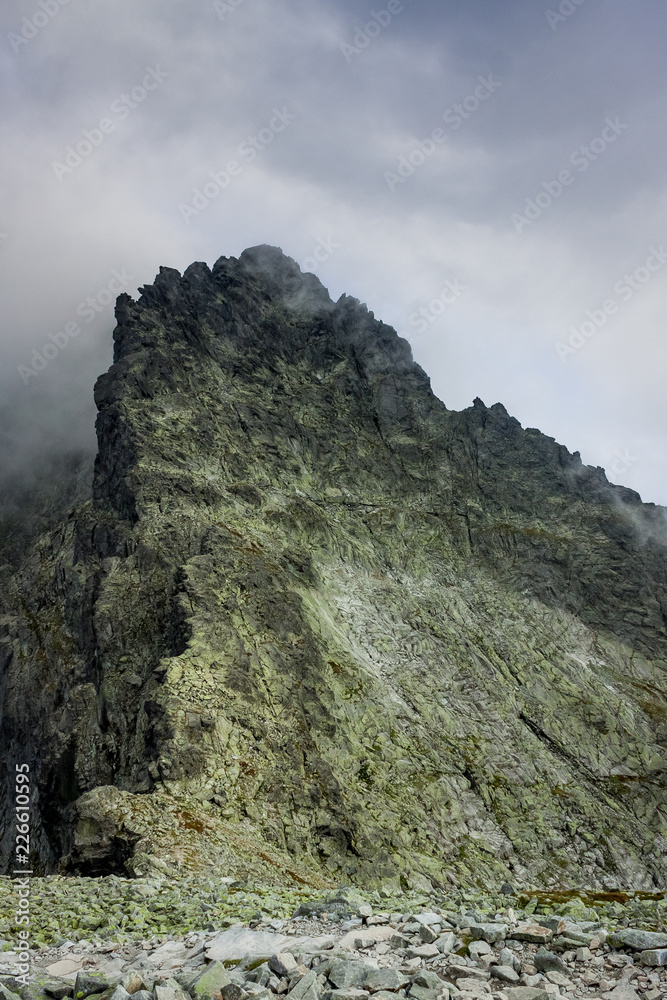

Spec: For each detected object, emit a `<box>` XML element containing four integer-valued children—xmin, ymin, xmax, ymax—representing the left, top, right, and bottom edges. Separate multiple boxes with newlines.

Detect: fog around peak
<box><xmin>1</xmin><ymin>0</ymin><xmax>667</xmax><ymax>505</ymax></box>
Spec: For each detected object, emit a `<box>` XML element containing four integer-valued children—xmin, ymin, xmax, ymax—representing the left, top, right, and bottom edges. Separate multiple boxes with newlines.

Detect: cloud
<box><xmin>1</xmin><ymin>0</ymin><xmax>667</xmax><ymax>504</ymax></box>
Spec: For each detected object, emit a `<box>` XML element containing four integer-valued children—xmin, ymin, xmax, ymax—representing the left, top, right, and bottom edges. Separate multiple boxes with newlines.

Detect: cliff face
<box><xmin>1</xmin><ymin>245</ymin><xmax>666</xmax><ymax>889</ymax></box>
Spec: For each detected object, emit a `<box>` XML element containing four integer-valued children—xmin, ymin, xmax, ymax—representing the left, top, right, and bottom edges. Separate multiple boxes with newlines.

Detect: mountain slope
<box><xmin>1</xmin><ymin>245</ymin><xmax>666</xmax><ymax>888</ymax></box>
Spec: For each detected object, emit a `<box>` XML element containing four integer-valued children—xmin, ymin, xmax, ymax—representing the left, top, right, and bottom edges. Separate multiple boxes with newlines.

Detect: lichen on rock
<box><xmin>1</xmin><ymin>245</ymin><xmax>666</xmax><ymax>889</ymax></box>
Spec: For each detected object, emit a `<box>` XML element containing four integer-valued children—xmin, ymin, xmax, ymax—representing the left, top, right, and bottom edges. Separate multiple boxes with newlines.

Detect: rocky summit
<box><xmin>1</xmin><ymin>244</ymin><xmax>667</xmax><ymax>891</ymax></box>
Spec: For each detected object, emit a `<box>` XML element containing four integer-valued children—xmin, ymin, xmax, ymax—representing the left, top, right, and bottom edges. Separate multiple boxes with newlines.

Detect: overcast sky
<box><xmin>1</xmin><ymin>0</ymin><xmax>667</xmax><ymax>503</ymax></box>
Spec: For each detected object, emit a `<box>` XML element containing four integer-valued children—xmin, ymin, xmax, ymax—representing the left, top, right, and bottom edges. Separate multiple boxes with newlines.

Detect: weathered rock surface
<box><xmin>609</xmin><ymin>931</ymin><xmax>667</xmax><ymax>951</ymax></box>
<box><xmin>206</xmin><ymin>928</ymin><xmax>334</xmax><ymax>963</ymax></box>
<box><xmin>1</xmin><ymin>244</ymin><xmax>667</xmax><ymax>886</ymax></box>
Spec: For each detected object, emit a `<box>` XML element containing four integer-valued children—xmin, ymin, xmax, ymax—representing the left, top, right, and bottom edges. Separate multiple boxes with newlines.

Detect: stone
<box><xmin>556</xmin><ymin>930</ymin><xmax>594</xmax><ymax>947</ymax></box>
<box><xmin>185</xmin><ymin>943</ymin><xmax>206</xmax><ymax>961</ymax></box>
<box><xmin>447</xmin><ymin>968</ymin><xmax>489</xmax><ymax>982</ymax></box>
<box><xmin>640</xmin><ymin>950</ymin><xmax>667</xmax><ymax>967</ymax></box>
<box><xmin>544</xmin><ymin>973</ymin><xmax>569</xmax><ymax>987</ymax></box>
<box><xmin>510</xmin><ymin>928</ymin><xmax>552</xmax><ymax>946</ymax></box>
<box><xmin>154</xmin><ymin>983</ymin><xmax>191</xmax><ymax>1000</ymax></box>
<box><xmin>150</xmin><ymin>945</ymin><xmax>187</xmax><ymax>968</ymax></box>
<box><xmin>581</xmin><ymin>971</ymin><xmax>600</xmax><ymax>986</ymax></box>
<box><xmin>549</xmin><ymin>936</ymin><xmax>578</xmax><ymax>952</ymax></box>
<box><xmin>469</xmin><ymin>926</ymin><xmax>508</xmax><ymax>946</ymax></box>
<box><xmin>420</xmin><ymin>927</ymin><xmax>439</xmax><ymax>945</ymax></box>
<box><xmin>190</xmin><ymin>962</ymin><xmax>232</xmax><ymax>998</ymax></box>
<box><xmin>338</xmin><ymin>928</ymin><xmax>395</xmax><ymax>952</ymax></box>
<box><xmin>220</xmin><ymin>988</ymin><xmax>246</xmax><ymax>1000</ymax></box>
<box><xmin>609</xmin><ymin>931</ymin><xmax>667</xmax><ymax>952</ymax></box>
<box><xmin>248</xmin><ymin>964</ymin><xmax>272</xmax><ymax>988</ymax></box>
<box><xmin>120</xmin><ymin>974</ymin><xmax>145</xmax><ymax>996</ymax></box>
<box><xmin>404</xmin><ymin>922</ymin><xmax>423</xmax><ymax>935</ymax></box>
<box><xmin>270</xmin><ymin>956</ymin><xmax>299</xmax><ymax>978</ymax></box>
<box><xmin>287</xmin><ymin>965</ymin><xmax>308</xmax><ymax>986</ymax></box>
<box><xmin>533</xmin><ymin>951</ymin><xmax>567</xmax><ymax>976</ymax></box>
<box><xmin>436</xmin><ymin>934</ymin><xmax>457</xmax><ymax>955</ymax></box>
<box><xmin>519</xmin><ymin>976</ymin><xmax>542</xmax><ymax>989</ymax></box>
<box><xmin>536</xmin><ymin>919</ymin><xmax>567</xmax><ymax>935</ymax></box>
<box><xmin>207</xmin><ymin>929</ymin><xmax>334</xmax><ymax>963</ymax></box>
<box><xmin>73</xmin><ymin>973</ymin><xmax>111</xmax><ymax>1000</ymax></box>
<box><xmin>498</xmin><ymin>950</ymin><xmax>521</xmax><ymax>975</ymax></box>
<box><xmin>0</xmin><ymin>986</ymin><xmax>22</xmax><ymax>1000</ymax></box>
<box><xmin>96</xmin><ymin>962</ymin><xmax>125</xmax><ymax>981</ymax></box>
<box><xmin>407</xmin><ymin>945</ymin><xmax>440</xmax><ymax>959</ymax></box>
<box><xmin>358</xmin><ymin>906</ymin><xmax>373</xmax><ymax>919</ymax></box>
<box><xmin>328</xmin><ymin>961</ymin><xmax>377</xmax><ymax>991</ymax></box>
<box><xmin>502</xmin><ymin>990</ymin><xmax>550</xmax><ymax>1000</ymax></box>
<box><xmin>4</xmin><ymin>982</ymin><xmax>70</xmax><ymax>1000</ymax></box>
<box><xmin>469</xmin><ymin>943</ymin><xmax>492</xmax><ymax>958</ymax></box>
<box><xmin>408</xmin><ymin>988</ymin><xmax>440</xmax><ymax>1000</ymax></box>
<box><xmin>322</xmin><ymin>992</ymin><xmax>370</xmax><ymax>1000</ymax></box>
<box><xmin>600</xmin><ymin>985</ymin><xmax>640</xmax><ymax>1000</ymax></box>
<box><xmin>490</xmin><ymin>969</ymin><xmax>519</xmax><ymax>985</ymax></box>
<box><xmin>287</xmin><ymin>971</ymin><xmax>318</xmax><ymax>1000</ymax></box>
<box><xmin>47</xmin><ymin>962</ymin><xmax>85</xmax><ymax>978</ymax></box>
<box><xmin>388</xmin><ymin>933</ymin><xmax>410</xmax><ymax>950</ymax></box>
<box><xmin>106</xmin><ymin>989</ymin><xmax>130</xmax><ymax>1000</ymax></box>
<box><xmin>455</xmin><ymin>981</ymin><xmax>490</xmax><ymax>996</ymax></box>
<box><xmin>412</xmin><ymin>973</ymin><xmax>443</xmax><ymax>991</ymax></box>
<box><xmin>575</xmin><ymin>948</ymin><xmax>591</xmax><ymax>962</ymax></box>
<box><xmin>44</xmin><ymin>983</ymin><xmax>75</xmax><ymax>1000</ymax></box>
<box><xmin>363</xmin><ymin>970</ymin><xmax>409</xmax><ymax>993</ymax></box>
<box><xmin>415</xmin><ymin>914</ymin><xmax>443</xmax><ymax>927</ymax></box>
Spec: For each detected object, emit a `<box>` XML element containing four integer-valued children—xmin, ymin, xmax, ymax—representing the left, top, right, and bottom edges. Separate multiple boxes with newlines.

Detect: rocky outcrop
<box><xmin>1</xmin><ymin>245</ymin><xmax>666</xmax><ymax>888</ymax></box>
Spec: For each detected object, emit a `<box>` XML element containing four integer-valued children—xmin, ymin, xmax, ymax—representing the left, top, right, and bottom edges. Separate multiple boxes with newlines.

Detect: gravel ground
<box><xmin>1</xmin><ymin>882</ymin><xmax>666</xmax><ymax>1000</ymax></box>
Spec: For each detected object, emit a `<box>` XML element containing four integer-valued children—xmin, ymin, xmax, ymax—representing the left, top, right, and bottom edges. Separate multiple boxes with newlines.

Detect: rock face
<box><xmin>1</xmin><ymin>245</ymin><xmax>667</xmax><ymax>886</ymax></box>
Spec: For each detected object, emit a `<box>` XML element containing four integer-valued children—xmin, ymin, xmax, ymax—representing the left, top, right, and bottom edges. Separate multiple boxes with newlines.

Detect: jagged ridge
<box><xmin>1</xmin><ymin>245</ymin><xmax>666</xmax><ymax>890</ymax></box>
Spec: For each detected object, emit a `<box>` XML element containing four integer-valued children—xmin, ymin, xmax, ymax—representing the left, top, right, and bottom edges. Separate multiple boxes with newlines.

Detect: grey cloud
<box><xmin>1</xmin><ymin>0</ymin><xmax>666</xmax><ymax>507</ymax></box>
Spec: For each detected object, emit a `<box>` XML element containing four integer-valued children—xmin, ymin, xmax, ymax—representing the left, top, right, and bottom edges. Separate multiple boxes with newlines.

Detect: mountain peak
<box><xmin>1</xmin><ymin>249</ymin><xmax>666</xmax><ymax>890</ymax></box>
